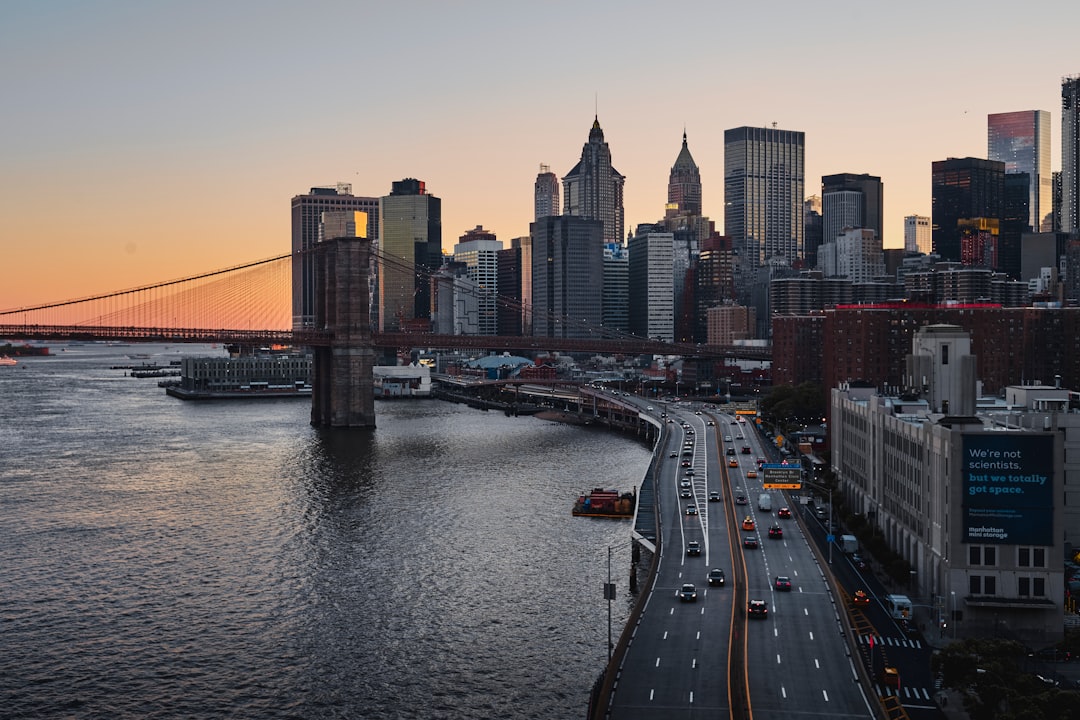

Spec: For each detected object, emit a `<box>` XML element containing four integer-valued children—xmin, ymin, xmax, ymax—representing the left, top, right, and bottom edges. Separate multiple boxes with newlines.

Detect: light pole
<box><xmin>950</xmin><ymin>591</ymin><xmax>956</xmax><ymax>639</ymax></box>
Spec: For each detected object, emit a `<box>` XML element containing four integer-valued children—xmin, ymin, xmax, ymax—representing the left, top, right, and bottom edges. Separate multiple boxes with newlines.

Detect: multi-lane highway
<box><xmin>603</xmin><ymin>406</ymin><xmax>876</xmax><ymax>719</ymax></box>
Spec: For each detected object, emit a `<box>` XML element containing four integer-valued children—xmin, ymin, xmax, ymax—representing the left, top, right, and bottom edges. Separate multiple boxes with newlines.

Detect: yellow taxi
<box><xmin>742</xmin><ymin>517</ymin><xmax>755</xmax><ymax>531</ymax></box>
<box><xmin>746</xmin><ymin>470</ymin><xmax>757</xmax><ymax>478</ymax></box>
<box><xmin>728</xmin><ymin>459</ymin><xmax>738</xmax><ymax>468</ymax></box>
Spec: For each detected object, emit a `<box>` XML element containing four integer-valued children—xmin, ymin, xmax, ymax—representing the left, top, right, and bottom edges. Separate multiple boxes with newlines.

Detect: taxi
<box><xmin>742</xmin><ymin>517</ymin><xmax>755</xmax><ymax>531</ymax></box>
<box><xmin>852</xmin><ymin>589</ymin><xmax>871</xmax><ymax>605</ymax></box>
<box><xmin>728</xmin><ymin>459</ymin><xmax>738</xmax><ymax>468</ymax></box>
<box><xmin>746</xmin><ymin>470</ymin><xmax>757</xmax><ymax>478</ymax></box>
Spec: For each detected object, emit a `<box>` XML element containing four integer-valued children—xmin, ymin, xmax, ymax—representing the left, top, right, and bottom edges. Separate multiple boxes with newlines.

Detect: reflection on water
<box><xmin>0</xmin><ymin>345</ymin><xmax>649</xmax><ymax>718</ymax></box>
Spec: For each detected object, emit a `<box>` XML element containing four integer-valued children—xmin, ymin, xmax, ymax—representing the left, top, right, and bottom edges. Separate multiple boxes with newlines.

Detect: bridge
<box><xmin>1</xmin><ymin>237</ymin><xmax>770</xmax><ymax>426</ymax></box>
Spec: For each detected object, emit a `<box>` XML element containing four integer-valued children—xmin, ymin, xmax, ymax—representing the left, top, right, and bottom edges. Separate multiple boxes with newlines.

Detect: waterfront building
<box><xmin>904</xmin><ymin>215</ymin><xmax>931</xmax><ymax>254</ymax></box>
<box><xmin>530</xmin><ymin>215</ymin><xmax>603</xmax><ymax>338</ymax></box>
<box><xmin>453</xmin><ymin>226</ymin><xmax>503</xmax><ymax>336</ymax></box>
<box><xmin>724</xmin><ymin>126</ymin><xmax>805</xmax><ymax>267</ymax></box>
<box><xmin>290</xmin><ymin>184</ymin><xmax>379</xmax><ymax>330</ymax></box>
<box><xmin>830</xmin><ymin>325</ymin><xmax>1068</xmax><ymax>644</ymax></box>
<box><xmin>534</xmin><ymin>164</ymin><xmax>560</xmax><ymax>220</ymax></box>
<box><xmin>379</xmin><ymin>178</ymin><xmax>442</xmax><ymax>332</ymax></box>
<box><xmin>562</xmin><ymin>116</ymin><xmax>625</xmax><ymax>243</ymax></box>
<box><xmin>172</xmin><ymin>353</ymin><xmax>312</xmax><ymax>397</ymax></box>
<box><xmin>628</xmin><ymin>227</ymin><xmax>674</xmax><ymax>342</ymax></box>
<box><xmin>931</xmin><ymin>158</ymin><xmax>1005</xmax><ymax>263</ymax></box>
<box><xmin>1062</xmin><ymin>75</ymin><xmax>1080</xmax><ymax>233</ymax></box>
<box><xmin>822</xmin><ymin>173</ymin><xmax>884</xmax><ymax>247</ymax></box>
<box><xmin>988</xmin><ymin>110</ymin><xmax>1052</xmax><ymax>232</ymax></box>
<box><xmin>603</xmin><ymin>242</ymin><xmax>629</xmax><ymax>334</ymax></box>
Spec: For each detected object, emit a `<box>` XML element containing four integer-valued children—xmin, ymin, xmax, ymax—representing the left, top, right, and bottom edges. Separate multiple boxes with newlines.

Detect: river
<box><xmin>0</xmin><ymin>343</ymin><xmax>650</xmax><ymax>719</ymax></box>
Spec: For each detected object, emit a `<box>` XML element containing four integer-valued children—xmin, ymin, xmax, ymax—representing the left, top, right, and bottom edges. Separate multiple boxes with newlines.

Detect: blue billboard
<box><xmin>962</xmin><ymin>433</ymin><xmax>1054</xmax><ymax>545</ymax></box>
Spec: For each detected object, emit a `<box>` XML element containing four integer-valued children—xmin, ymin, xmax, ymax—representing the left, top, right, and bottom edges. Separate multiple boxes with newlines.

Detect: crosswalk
<box><xmin>855</xmin><ymin>633</ymin><xmax>923</xmax><ymax>650</ymax></box>
<box><xmin>873</xmin><ymin>683</ymin><xmax>934</xmax><ymax>702</ymax></box>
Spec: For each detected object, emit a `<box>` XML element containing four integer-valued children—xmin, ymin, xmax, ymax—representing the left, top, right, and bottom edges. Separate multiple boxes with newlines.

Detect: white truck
<box><xmin>884</xmin><ymin>594</ymin><xmax>913</xmax><ymax>619</ymax></box>
<box><xmin>840</xmin><ymin>534</ymin><xmax>858</xmax><ymax>554</ymax></box>
<box><xmin>758</xmin><ymin>493</ymin><xmax>772</xmax><ymax>512</ymax></box>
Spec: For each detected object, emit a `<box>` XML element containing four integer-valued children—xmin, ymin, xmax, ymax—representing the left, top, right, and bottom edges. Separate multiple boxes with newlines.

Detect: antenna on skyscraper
<box><xmin>772</xmin><ymin>121</ymin><xmax>778</xmax><ymax>129</ymax></box>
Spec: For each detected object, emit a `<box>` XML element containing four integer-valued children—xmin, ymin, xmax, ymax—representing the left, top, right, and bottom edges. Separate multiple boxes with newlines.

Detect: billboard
<box><xmin>961</xmin><ymin>433</ymin><xmax>1054</xmax><ymax>545</ymax></box>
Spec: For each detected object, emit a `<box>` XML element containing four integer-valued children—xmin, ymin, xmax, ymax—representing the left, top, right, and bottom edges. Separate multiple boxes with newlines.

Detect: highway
<box><xmin>604</xmin><ymin>405</ymin><xmax>876</xmax><ymax>720</ymax></box>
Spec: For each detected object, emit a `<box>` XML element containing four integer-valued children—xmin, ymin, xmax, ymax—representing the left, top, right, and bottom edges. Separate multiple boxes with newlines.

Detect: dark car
<box><xmin>777</xmin><ymin>507</ymin><xmax>792</xmax><ymax>519</ymax></box>
<box><xmin>726</xmin><ymin>447</ymin><xmax>736</xmax><ymax>456</ymax></box>
<box><xmin>743</xmin><ymin>535</ymin><xmax>758</xmax><ymax>549</ymax></box>
<box><xmin>735</xmin><ymin>495</ymin><xmax>748</xmax><ymax>505</ymax></box>
<box><xmin>774</xmin><ymin>575</ymin><xmax>792</xmax><ymax>591</ymax></box>
<box><xmin>742</xmin><ymin>445</ymin><xmax>751</xmax><ymax>454</ymax></box>
<box><xmin>678</xmin><ymin>583</ymin><xmax>698</xmax><ymax>602</ymax></box>
<box><xmin>747</xmin><ymin>599</ymin><xmax>768</xmax><ymax>617</ymax></box>
<box><xmin>669</xmin><ymin>451</ymin><xmax>678</xmax><ymax>458</ymax></box>
<box><xmin>681</xmin><ymin>460</ymin><xmax>691</xmax><ymax>467</ymax></box>
<box><xmin>768</xmin><ymin>525</ymin><xmax>783</xmax><ymax>539</ymax></box>
<box><xmin>708</xmin><ymin>491</ymin><xmax>720</xmax><ymax>502</ymax></box>
<box><xmin>686</xmin><ymin>541</ymin><xmax>701</xmax><ymax>556</ymax></box>
<box><xmin>851</xmin><ymin>553</ymin><xmax>867</xmax><ymax>570</ymax></box>
<box><xmin>680</xmin><ymin>488</ymin><xmax>692</xmax><ymax>498</ymax></box>
<box><xmin>707</xmin><ymin>568</ymin><xmax>726</xmax><ymax>586</ymax></box>
<box><xmin>685</xmin><ymin>504</ymin><xmax>698</xmax><ymax>516</ymax></box>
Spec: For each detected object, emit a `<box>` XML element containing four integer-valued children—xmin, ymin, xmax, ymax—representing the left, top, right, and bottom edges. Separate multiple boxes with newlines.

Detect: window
<box><xmin>969</xmin><ymin>575</ymin><xmax>981</xmax><ymax>594</ymax></box>
<box><xmin>984</xmin><ymin>547</ymin><xmax>996</xmax><ymax>566</ymax></box>
<box><xmin>1019</xmin><ymin>548</ymin><xmax>1029</xmax><ymax>566</ymax></box>
<box><xmin>1019</xmin><ymin>577</ymin><xmax>1030</xmax><ymax>596</ymax></box>
<box><xmin>969</xmin><ymin>546</ymin><xmax>981</xmax><ymax>565</ymax></box>
<box><xmin>1018</xmin><ymin>547</ymin><xmax>1046</xmax><ymax>568</ymax></box>
<box><xmin>984</xmin><ymin>576</ymin><xmax>996</xmax><ymax>595</ymax></box>
<box><xmin>969</xmin><ymin>546</ymin><xmax>996</xmax><ymax>566</ymax></box>
<box><xmin>1034</xmin><ymin>577</ymin><xmax>1045</xmax><ymax>596</ymax></box>
<box><xmin>942</xmin><ymin>344</ymin><xmax>949</xmax><ymax>365</ymax></box>
<box><xmin>1034</xmin><ymin>548</ymin><xmax>1045</xmax><ymax>567</ymax></box>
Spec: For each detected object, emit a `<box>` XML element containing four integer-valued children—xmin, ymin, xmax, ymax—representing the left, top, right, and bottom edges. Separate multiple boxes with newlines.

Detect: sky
<box><xmin>2</xmin><ymin>0</ymin><xmax>1078</xmax><ymax>311</ymax></box>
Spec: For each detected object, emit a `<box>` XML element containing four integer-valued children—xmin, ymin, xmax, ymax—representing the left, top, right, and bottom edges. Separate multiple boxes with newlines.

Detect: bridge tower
<box><xmin>311</xmin><ymin>235</ymin><xmax>376</xmax><ymax>427</ymax></box>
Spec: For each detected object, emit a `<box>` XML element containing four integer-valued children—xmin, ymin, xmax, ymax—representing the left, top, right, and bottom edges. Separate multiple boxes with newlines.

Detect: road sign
<box><xmin>826</xmin><ymin>534</ymin><xmax>836</xmax><ymax>543</ymax></box>
<box><xmin>763</xmin><ymin>464</ymin><xmax>802</xmax><ymax>489</ymax></box>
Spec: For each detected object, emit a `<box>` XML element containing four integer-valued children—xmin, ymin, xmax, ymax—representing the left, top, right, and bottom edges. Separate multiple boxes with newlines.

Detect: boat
<box><xmin>0</xmin><ymin>355</ymin><xmax>17</xmax><ymax>366</ymax></box>
<box><xmin>0</xmin><ymin>342</ymin><xmax>49</xmax><ymax>357</ymax></box>
<box><xmin>572</xmin><ymin>487</ymin><xmax>636</xmax><ymax>518</ymax></box>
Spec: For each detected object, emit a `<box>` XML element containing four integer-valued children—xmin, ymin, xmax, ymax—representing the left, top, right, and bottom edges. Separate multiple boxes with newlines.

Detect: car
<box><xmin>747</xmin><ymin>599</ymin><xmax>768</xmax><ymax>617</ymax></box>
<box><xmin>695</xmin><ymin>411</ymin><xmax>702</xmax><ymax>415</ymax></box>
<box><xmin>730</xmin><ymin>420</ymin><xmax>738</xmax><ymax>425</ymax></box>
<box><xmin>724</xmin><ymin>435</ymin><xmax>733</xmax><ymax>442</ymax></box>
<box><xmin>743</xmin><ymin>535</ymin><xmax>758</xmax><ymax>549</ymax></box>
<box><xmin>660</xmin><ymin>412</ymin><xmax>667</xmax><ymax>418</ymax></box>
<box><xmin>742</xmin><ymin>445</ymin><xmax>751</xmax><ymax>454</ymax></box>
<box><xmin>667</xmin><ymin>418</ymin><xmax>673</xmax><ymax>423</ymax></box>
<box><xmin>735</xmin><ymin>495</ymin><xmax>748</xmax><ymax>505</ymax></box>
<box><xmin>686</xmin><ymin>541</ymin><xmax>701</xmax><ymax>556</ymax></box>
<box><xmin>707</xmin><ymin>568</ymin><xmax>726</xmax><ymax>586</ymax></box>
<box><xmin>678</xmin><ymin>583</ymin><xmax>698</xmax><ymax>602</ymax></box>
<box><xmin>768</xmin><ymin>525</ymin><xmax>783</xmax><ymax>539</ymax></box>
<box><xmin>756</xmin><ymin>457</ymin><xmax>766</xmax><ymax>466</ymax></box>
<box><xmin>669</xmin><ymin>451</ymin><xmax>678</xmax><ymax>458</ymax></box>
<box><xmin>708</xmin><ymin>491</ymin><xmax>720</xmax><ymax>502</ymax></box>
<box><xmin>774</xmin><ymin>575</ymin><xmax>792</xmax><ymax>591</ymax></box>
<box><xmin>851</xmin><ymin>553</ymin><xmax>867</xmax><ymax>570</ymax></box>
<box><xmin>742</xmin><ymin>517</ymin><xmax>755</xmax><ymax>530</ymax></box>
<box><xmin>680</xmin><ymin>488</ymin><xmax>692</xmax><ymax>498</ymax></box>
<box><xmin>736</xmin><ymin>433</ymin><xmax>743</xmax><ymax>440</ymax></box>
<box><xmin>686</xmin><ymin>505</ymin><xmax>698</xmax><ymax>515</ymax></box>
<box><xmin>646</xmin><ymin>406</ymin><xmax>654</xmax><ymax>411</ymax></box>
<box><xmin>686</xmin><ymin>429</ymin><xmax>694</xmax><ymax>435</ymax></box>
<box><xmin>729</xmin><ymin>459</ymin><xmax>738</xmax><ymax>468</ymax></box>
<box><xmin>707</xmin><ymin>421</ymin><xmax>715</xmax><ymax>426</ymax></box>
<box><xmin>682</xmin><ymin>449</ymin><xmax>693</xmax><ymax>456</ymax></box>
<box><xmin>746</xmin><ymin>470</ymin><xmax>757</xmax><ymax>478</ymax></box>
<box><xmin>777</xmin><ymin>507</ymin><xmax>792</xmax><ymax>519</ymax></box>
<box><xmin>684</xmin><ymin>469</ymin><xmax>695</xmax><ymax>476</ymax></box>
<box><xmin>852</xmin><ymin>589</ymin><xmax>870</xmax><ymax>605</ymax></box>
<box><xmin>726</xmin><ymin>447</ymin><xmax>736</xmax><ymax>456</ymax></box>
<box><xmin>680</xmin><ymin>479</ymin><xmax>691</xmax><ymax>488</ymax></box>
<box><xmin>681</xmin><ymin>460</ymin><xmax>691</xmax><ymax>467</ymax></box>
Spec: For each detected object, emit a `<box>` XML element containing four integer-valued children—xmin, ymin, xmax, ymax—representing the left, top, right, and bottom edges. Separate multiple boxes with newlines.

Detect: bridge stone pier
<box><xmin>310</xmin><ymin>235</ymin><xmax>376</xmax><ymax>428</ymax></box>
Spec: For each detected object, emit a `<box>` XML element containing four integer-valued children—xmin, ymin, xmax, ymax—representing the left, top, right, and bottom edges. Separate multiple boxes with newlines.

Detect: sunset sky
<box><xmin>2</xmin><ymin>1</ymin><xmax>1077</xmax><ymax>312</ymax></box>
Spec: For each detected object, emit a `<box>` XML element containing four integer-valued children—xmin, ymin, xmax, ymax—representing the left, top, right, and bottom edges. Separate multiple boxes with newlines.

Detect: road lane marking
<box><xmin>776</xmin><ymin>654</ymin><xmax>782</xmax><ymax>664</ymax></box>
<box><xmin>650</xmin><ymin>689</ymin><xmax>654</xmax><ymax>701</ymax></box>
<box><xmin>655</xmin><ymin>657</ymin><xmax>661</xmax><ymax>667</ymax></box>
<box><xmin>689</xmin><ymin>691</ymin><xmax>695</xmax><ymax>703</ymax></box>
<box><xmin>781</xmin><ymin>686</ymin><xmax>787</xmax><ymax>698</ymax></box>
<box><xmin>814</xmin><ymin>658</ymin><xmax>820</xmax><ymax>669</ymax></box>
<box><xmin>804</xmin><ymin>608</ymin><xmax>809</xmax><ymax>615</ymax></box>
<box><xmin>663</xmin><ymin>631</ymin><xmax>669</xmax><ymax>639</ymax></box>
<box><xmin>692</xmin><ymin>658</ymin><xmax>697</xmax><ymax>669</ymax></box>
<box><xmin>823</xmin><ymin>690</ymin><xmax>830</xmax><ymax>702</ymax></box>
<box><xmin>809</xmin><ymin>631</ymin><xmax>814</xmax><ymax>640</ymax></box>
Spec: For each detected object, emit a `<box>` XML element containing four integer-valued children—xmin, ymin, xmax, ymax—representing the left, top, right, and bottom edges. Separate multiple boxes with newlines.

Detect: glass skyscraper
<box><xmin>988</xmin><ymin>110</ymin><xmax>1051</xmax><ymax>232</ymax></box>
<box><xmin>724</xmin><ymin>126</ymin><xmax>805</xmax><ymax>265</ymax></box>
<box><xmin>1063</xmin><ymin>76</ymin><xmax>1080</xmax><ymax>233</ymax></box>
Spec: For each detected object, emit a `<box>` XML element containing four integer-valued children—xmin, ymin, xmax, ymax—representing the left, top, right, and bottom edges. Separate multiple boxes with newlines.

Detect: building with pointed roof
<box><xmin>666</xmin><ymin>131</ymin><xmax>702</xmax><ymax>218</ymax></box>
<box><xmin>562</xmin><ymin>116</ymin><xmax>625</xmax><ymax>243</ymax></box>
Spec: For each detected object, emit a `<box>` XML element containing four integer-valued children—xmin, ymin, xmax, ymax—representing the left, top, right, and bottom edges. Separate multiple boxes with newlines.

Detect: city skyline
<box><xmin>2</xmin><ymin>1</ymin><xmax>1077</xmax><ymax>310</ymax></box>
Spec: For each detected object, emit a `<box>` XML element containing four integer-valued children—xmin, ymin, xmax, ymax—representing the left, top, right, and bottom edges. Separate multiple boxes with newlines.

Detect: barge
<box><xmin>572</xmin><ymin>488</ymin><xmax>636</xmax><ymax>518</ymax></box>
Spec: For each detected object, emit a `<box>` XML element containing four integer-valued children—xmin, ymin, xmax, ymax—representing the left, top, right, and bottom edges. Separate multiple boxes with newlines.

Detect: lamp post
<box><xmin>801</xmin><ymin>478</ymin><xmax>834</xmax><ymax>564</ymax></box>
<box><xmin>950</xmin><ymin>591</ymin><xmax>956</xmax><ymax>639</ymax></box>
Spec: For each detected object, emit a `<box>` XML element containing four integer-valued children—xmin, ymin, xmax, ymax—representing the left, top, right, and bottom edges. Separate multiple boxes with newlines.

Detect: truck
<box><xmin>884</xmin><ymin>594</ymin><xmax>913</xmax><ymax>620</ymax></box>
<box><xmin>840</xmin><ymin>534</ymin><xmax>858</xmax><ymax>554</ymax></box>
<box><xmin>758</xmin><ymin>493</ymin><xmax>772</xmax><ymax>512</ymax></box>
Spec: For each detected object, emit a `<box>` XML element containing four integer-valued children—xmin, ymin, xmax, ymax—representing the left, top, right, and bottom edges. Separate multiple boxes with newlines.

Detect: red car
<box><xmin>777</xmin><ymin>507</ymin><xmax>792</xmax><ymax>519</ymax></box>
<box><xmin>774</xmin><ymin>576</ymin><xmax>792</xmax><ymax>591</ymax></box>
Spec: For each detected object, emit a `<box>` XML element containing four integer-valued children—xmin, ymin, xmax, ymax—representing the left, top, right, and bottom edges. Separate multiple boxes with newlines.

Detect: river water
<box><xmin>0</xmin><ymin>344</ymin><xmax>650</xmax><ymax>719</ymax></box>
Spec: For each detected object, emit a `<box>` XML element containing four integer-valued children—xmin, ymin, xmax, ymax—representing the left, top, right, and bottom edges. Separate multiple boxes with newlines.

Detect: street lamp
<box><xmin>950</xmin><ymin>591</ymin><xmax>956</xmax><ymax>639</ymax></box>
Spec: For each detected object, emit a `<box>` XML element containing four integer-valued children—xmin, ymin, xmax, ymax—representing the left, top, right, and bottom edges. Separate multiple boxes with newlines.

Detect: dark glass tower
<box><xmin>988</xmin><ymin>110</ymin><xmax>1051</xmax><ymax>232</ymax></box>
<box><xmin>931</xmin><ymin>158</ymin><xmax>1005</xmax><ymax>263</ymax></box>
<box><xmin>1063</xmin><ymin>75</ymin><xmax>1080</xmax><ymax>233</ymax></box>
<box><xmin>562</xmin><ymin>117</ymin><xmax>625</xmax><ymax>243</ymax></box>
<box><xmin>821</xmin><ymin>173</ymin><xmax>884</xmax><ymax>245</ymax></box>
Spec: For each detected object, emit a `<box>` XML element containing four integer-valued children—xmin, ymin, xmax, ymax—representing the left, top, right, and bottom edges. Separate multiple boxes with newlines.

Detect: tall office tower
<box><xmin>453</xmin><ymin>226</ymin><xmax>503</xmax><ymax>335</ymax></box>
<box><xmin>666</xmin><ymin>131</ymin><xmax>702</xmax><ymax>217</ymax></box>
<box><xmin>821</xmin><ymin>173</ymin><xmax>884</xmax><ymax>246</ymax></box>
<box><xmin>695</xmin><ymin>233</ymin><xmax>735</xmax><ymax>343</ymax></box>
<box><xmin>603</xmin><ymin>242</ymin><xmax>629</xmax><ymax>334</ymax></box>
<box><xmin>1064</xmin><ymin>76</ymin><xmax>1080</xmax><ymax>233</ymax></box>
<box><xmin>988</xmin><ymin>110</ymin><xmax>1051</xmax><ymax>232</ymax></box>
<box><xmin>804</xmin><ymin>196</ymin><xmax>823</xmax><ymax>269</ymax></box>
<box><xmin>290</xmin><ymin>184</ymin><xmax>379</xmax><ymax>330</ymax></box>
<box><xmin>378</xmin><ymin>178</ymin><xmax>442</xmax><ymax>332</ymax></box>
<box><xmin>512</xmin><ymin>236</ymin><xmax>532</xmax><ymax>335</ymax></box>
<box><xmin>497</xmin><ymin>244</ymin><xmax>524</xmax><ymax>336</ymax></box>
<box><xmin>628</xmin><ymin>226</ymin><xmax>675</xmax><ymax>342</ymax></box>
<box><xmin>1053</xmin><ymin>171</ymin><xmax>1063</xmax><ymax>232</ymax></box>
<box><xmin>724</xmin><ymin>126</ymin><xmax>805</xmax><ymax>266</ymax></box>
<box><xmin>562</xmin><ymin>116</ymin><xmax>625</xmax><ymax>243</ymax></box>
<box><xmin>931</xmin><ymin>157</ymin><xmax>1004</xmax><ymax>263</ymax></box>
<box><xmin>530</xmin><ymin>216</ymin><xmax>603</xmax><ymax>338</ymax></box>
<box><xmin>534</xmin><ymin>164</ymin><xmax>560</xmax><ymax>220</ymax></box>
<box><xmin>833</xmin><ymin>228</ymin><xmax>885</xmax><ymax>282</ymax></box>
<box><xmin>904</xmin><ymin>215</ymin><xmax>931</xmax><ymax>254</ymax></box>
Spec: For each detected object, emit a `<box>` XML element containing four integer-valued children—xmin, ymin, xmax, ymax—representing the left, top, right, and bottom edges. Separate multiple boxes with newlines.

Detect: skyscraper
<box><xmin>628</xmin><ymin>227</ymin><xmax>674</xmax><ymax>342</ymax></box>
<box><xmin>1063</xmin><ymin>75</ymin><xmax>1080</xmax><ymax>233</ymax></box>
<box><xmin>724</xmin><ymin>126</ymin><xmax>805</xmax><ymax>265</ymax></box>
<box><xmin>904</xmin><ymin>215</ymin><xmax>931</xmax><ymax>254</ymax></box>
<box><xmin>931</xmin><ymin>158</ymin><xmax>1004</xmax><ymax>263</ymax></box>
<box><xmin>378</xmin><ymin>178</ymin><xmax>441</xmax><ymax>332</ymax></box>
<box><xmin>821</xmin><ymin>173</ymin><xmax>884</xmax><ymax>246</ymax></box>
<box><xmin>562</xmin><ymin>116</ymin><xmax>625</xmax><ymax>243</ymax></box>
<box><xmin>666</xmin><ymin>131</ymin><xmax>702</xmax><ymax>217</ymax></box>
<box><xmin>453</xmin><ymin>226</ymin><xmax>503</xmax><ymax>335</ymax></box>
<box><xmin>290</xmin><ymin>184</ymin><xmax>379</xmax><ymax>330</ymax></box>
<box><xmin>530</xmin><ymin>216</ymin><xmax>603</xmax><ymax>338</ymax></box>
<box><xmin>534</xmin><ymin>164</ymin><xmax>560</xmax><ymax>220</ymax></box>
<box><xmin>988</xmin><ymin>110</ymin><xmax>1051</xmax><ymax>232</ymax></box>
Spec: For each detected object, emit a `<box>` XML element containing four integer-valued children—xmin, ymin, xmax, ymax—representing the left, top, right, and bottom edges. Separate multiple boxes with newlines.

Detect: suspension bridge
<box><xmin>1</xmin><ymin>237</ymin><xmax>768</xmax><ymax>426</ymax></box>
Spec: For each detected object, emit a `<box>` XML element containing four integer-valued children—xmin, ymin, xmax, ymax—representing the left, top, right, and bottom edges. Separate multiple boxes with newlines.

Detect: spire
<box><xmin>590</xmin><ymin>114</ymin><xmax>604</xmax><ymax>142</ymax></box>
<box><xmin>672</xmin><ymin>129</ymin><xmax>697</xmax><ymax>171</ymax></box>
